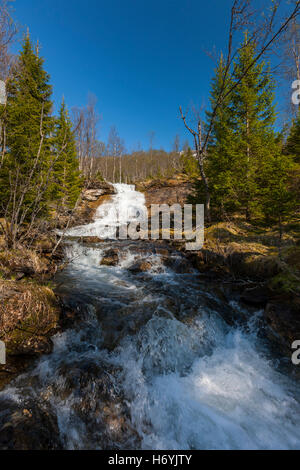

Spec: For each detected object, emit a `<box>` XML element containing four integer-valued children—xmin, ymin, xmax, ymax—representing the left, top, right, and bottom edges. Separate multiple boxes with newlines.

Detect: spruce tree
<box><xmin>1</xmin><ymin>33</ymin><xmax>53</xmax><ymax>215</ymax></box>
<box><xmin>231</xmin><ymin>34</ymin><xmax>277</xmax><ymax>220</ymax></box>
<box><xmin>284</xmin><ymin>111</ymin><xmax>300</xmax><ymax>162</ymax></box>
<box><xmin>205</xmin><ymin>55</ymin><xmax>238</xmax><ymax>215</ymax></box>
<box><xmin>261</xmin><ymin>146</ymin><xmax>296</xmax><ymax>240</ymax></box>
<box><xmin>52</xmin><ymin>99</ymin><xmax>82</xmax><ymax>209</ymax></box>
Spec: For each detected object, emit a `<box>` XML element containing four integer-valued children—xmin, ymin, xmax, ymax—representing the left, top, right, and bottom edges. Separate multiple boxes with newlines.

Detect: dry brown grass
<box><xmin>196</xmin><ymin>220</ymin><xmax>300</xmax><ymax>287</ymax></box>
<box><xmin>0</xmin><ymin>249</ymin><xmax>51</xmax><ymax>279</ymax></box>
<box><xmin>0</xmin><ymin>280</ymin><xmax>60</xmax><ymax>355</ymax></box>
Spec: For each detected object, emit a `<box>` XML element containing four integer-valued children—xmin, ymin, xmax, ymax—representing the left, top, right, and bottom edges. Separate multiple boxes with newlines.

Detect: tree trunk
<box><xmin>197</xmin><ymin>150</ymin><xmax>211</xmax><ymax>223</ymax></box>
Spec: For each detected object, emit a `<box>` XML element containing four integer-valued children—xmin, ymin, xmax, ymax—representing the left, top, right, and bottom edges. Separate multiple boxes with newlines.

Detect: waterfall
<box><xmin>66</xmin><ymin>183</ymin><xmax>148</xmax><ymax>239</ymax></box>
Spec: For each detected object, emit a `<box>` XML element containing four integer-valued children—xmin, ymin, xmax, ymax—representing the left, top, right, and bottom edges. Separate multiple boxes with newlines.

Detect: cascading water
<box><xmin>66</xmin><ymin>183</ymin><xmax>148</xmax><ymax>239</ymax></box>
<box><xmin>1</xmin><ymin>184</ymin><xmax>300</xmax><ymax>450</ymax></box>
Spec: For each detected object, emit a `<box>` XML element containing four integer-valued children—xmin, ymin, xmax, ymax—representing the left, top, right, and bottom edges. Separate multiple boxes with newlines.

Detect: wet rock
<box><xmin>53</xmin><ymin>359</ymin><xmax>139</xmax><ymax>449</ymax></box>
<box><xmin>0</xmin><ymin>399</ymin><xmax>62</xmax><ymax>450</ymax></box>
<box><xmin>241</xmin><ymin>285</ymin><xmax>273</xmax><ymax>307</ymax></box>
<box><xmin>57</xmin><ymin>205</ymin><xmax>95</xmax><ymax>228</ymax></box>
<box><xmin>81</xmin><ymin>236</ymin><xmax>104</xmax><ymax>245</ymax></box>
<box><xmin>100</xmin><ymin>248</ymin><xmax>119</xmax><ymax>266</ymax></box>
<box><xmin>264</xmin><ymin>295</ymin><xmax>300</xmax><ymax>353</ymax></box>
<box><xmin>162</xmin><ymin>256</ymin><xmax>194</xmax><ymax>274</ymax></box>
<box><xmin>0</xmin><ymin>356</ymin><xmax>33</xmax><ymax>391</ymax></box>
<box><xmin>128</xmin><ymin>260</ymin><xmax>152</xmax><ymax>273</ymax></box>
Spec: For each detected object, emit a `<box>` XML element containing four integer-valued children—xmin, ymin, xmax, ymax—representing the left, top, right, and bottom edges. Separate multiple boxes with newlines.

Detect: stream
<box><xmin>1</xmin><ymin>184</ymin><xmax>300</xmax><ymax>450</ymax></box>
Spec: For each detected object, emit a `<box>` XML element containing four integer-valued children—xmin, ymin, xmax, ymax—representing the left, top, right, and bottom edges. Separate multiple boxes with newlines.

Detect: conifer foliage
<box><xmin>0</xmin><ymin>34</ymin><xmax>82</xmax><ymax>247</ymax></box>
<box><xmin>52</xmin><ymin>99</ymin><xmax>82</xmax><ymax>209</ymax></box>
<box><xmin>192</xmin><ymin>34</ymin><xmax>297</xmax><ymax>229</ymax></box>
<box><xmin>285</xmin><ymin>110</ymin><xmax>300</xmax><ymax>162</ymax></box>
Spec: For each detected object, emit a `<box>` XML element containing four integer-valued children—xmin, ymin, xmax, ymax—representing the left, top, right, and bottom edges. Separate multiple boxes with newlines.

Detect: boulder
<box><xmin>162</xmin><ymin>256</ymin><xmax>194</xmax><ymax>274</ymax></box>
<box><xmin>100</xmin><ymin>248</ymin><xmax>119</xmax><ymax>266</ymax></box>
<box><xmin>264</xmin><ymin>295</ymin><xmax>300</xmax><ymax>352</ymax></box>
<box><xmin>241</xmin><ymin>285</ymin><xmax>273</xmax><ymax>307</ymax></box>
<box><xmin>0</xmin><ymin>399</ymin><xmax>62</xmax><ymax>450</ymax></box>
<box><xmin>128</xmin><ymin>260</ymin><xmax>152</xmax><ymax>273</ymax></box>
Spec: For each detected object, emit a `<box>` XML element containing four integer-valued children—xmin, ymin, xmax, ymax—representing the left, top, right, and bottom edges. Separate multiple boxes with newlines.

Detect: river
<box><xmin>0</xmin><ymin>184</ymin><xmax>300</xmax><ymax>450</ymax></box>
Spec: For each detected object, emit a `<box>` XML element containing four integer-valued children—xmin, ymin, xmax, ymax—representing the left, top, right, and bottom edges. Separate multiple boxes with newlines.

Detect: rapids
<box><xmin>0</xmin><ymin>184</ymin><xmax>300</xmax><ymax>450</ymax></box>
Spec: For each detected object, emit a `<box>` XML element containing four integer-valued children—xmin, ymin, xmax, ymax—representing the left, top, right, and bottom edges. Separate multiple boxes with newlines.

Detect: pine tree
<box><xmin>205</xmin><ymin>54</ymin><xmax>238</xmax><ymax>215</ymax></box>
<box><xmin>1</xmin><ymin>33</ymin><xmax>53</xmax><ymax>215</ymax></box>
<box><xmin>284</xmin><ymin>110</ymin><xmax>300</xmax><ymax>162</ymax></box>
<box><xmin>261</xmin><ymin>147</ymin><xmax>296</xmax><ymax>240</ymax></box>
<box><xmin>52</xmin><ymin>99</ymin><xmax>82</xmax><ymax>209</ymax></box>
<box><xmin>231</xmin><ymin>34</ymin><xmax>277</xmax><ymax>220</ymax></box>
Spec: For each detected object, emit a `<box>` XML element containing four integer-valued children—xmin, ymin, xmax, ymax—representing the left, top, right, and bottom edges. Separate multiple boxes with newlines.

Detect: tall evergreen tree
<box><xmin>52</xmin><ymin>99</ymin><xmax>82</xmax><ymax>208</ymax></box>
<box><xmin>1</xmin><ymin>33</ymin><xmax>53</xmax><ymax>215</ymax></box>
<box><xmin>261</xmin><ymin>146</ymin><xmax>296</xmax><ymax>239</ymax></box>
<box><xmin>230</xmin><ymin>34</ymin><xmax>277</xmax><ymax>220</ymax></box>
<box><xmin>205</xmin><ymin>55</ymin><xmax>238</xmax><ymax>215</ymax></box>
<box><xmin>284</xmin><ymin>110</ymin><xmax>300</xmax><ymax>162</ymax></box>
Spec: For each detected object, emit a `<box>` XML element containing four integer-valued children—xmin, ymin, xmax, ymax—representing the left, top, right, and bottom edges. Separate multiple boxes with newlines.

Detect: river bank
<box><xmin>1</xmin><ymin>177</ymin><xmax>299</xmax><ymax>386</ymax></box>
<box><xmin>0</xmin><ymin>181</ymin><xmax>116</xmax><ymax>388</ymax></box>
<box><xmin>1</xmin><ymin>176</ymin><xmax>299</xmax><ymax>376</ymax></box>
<box><xmin>0</xmin><ymin>182</ymin><xmax>299</xmax><ymax>450</ymax></box>
<box><xmin>137</xmin><ymin>176</ymin><xmax>300</xmax><ymax>356</ymax></box>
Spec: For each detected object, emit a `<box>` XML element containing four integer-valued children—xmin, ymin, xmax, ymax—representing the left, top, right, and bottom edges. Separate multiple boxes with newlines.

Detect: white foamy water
<box><xmin>1</xmin><ymin>184</ymin><xmax>300</xmax><ymax>450</ymax></box>
<box><xmin>66</xmin><ymin>183</ymin><xmax>148</xmax><ymax>238</ymax></box>
<box><xmin>111</xmin><ymin>318</ymin><xmax>300</xmax><ymax>450</ymax></box>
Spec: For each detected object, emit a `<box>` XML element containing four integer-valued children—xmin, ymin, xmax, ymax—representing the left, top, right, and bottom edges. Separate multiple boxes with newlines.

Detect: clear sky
<box><xmin>10</xmin><ymin>0</ymin><xmax>280</xmax><ymax>151</ymax></box>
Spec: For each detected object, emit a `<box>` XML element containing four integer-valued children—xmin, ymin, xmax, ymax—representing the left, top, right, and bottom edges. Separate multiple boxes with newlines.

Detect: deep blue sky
<box><xmin>11</xmin><ymin>0</ymin><xmax>281</xmax><ymax>151</ymax></box>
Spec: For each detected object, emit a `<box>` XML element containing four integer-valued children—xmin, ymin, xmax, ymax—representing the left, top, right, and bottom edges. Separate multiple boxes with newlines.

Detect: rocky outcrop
<box><xmin>137</xmin><ymin>176</ymin><xmax>193</xmax><ymax>208</ymax></box>
<box><xmin>85</xmin><ymin>181</ymin><xmax>116</xmax><ymax>193</ymax></box>
<box><xmin>50</xmin><ymin>359</ymin><xmax>138</xmax><ymax>449</ymax></box>
<box><xmin>82</xmin><ymin>182</ymin><xmax>115</xmax><ymax>202</ymax></box>
<box><xmin>240</xmin><ymin>285</ymin><xmax>274</xmax><ymax>307</ymax></box>
<box><xmin>82</xmin><ymin>189</ymin><xmax>108</xmax><ymax>202</ymax></box>
<box><xmin>55</xmin><ymin>182</ymin><xmax>116</xmax><ymax>229</ymax></box>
